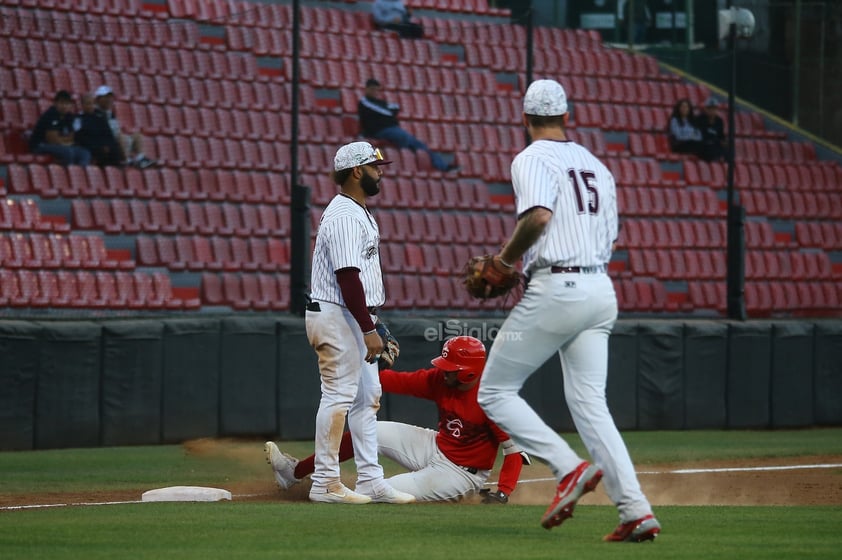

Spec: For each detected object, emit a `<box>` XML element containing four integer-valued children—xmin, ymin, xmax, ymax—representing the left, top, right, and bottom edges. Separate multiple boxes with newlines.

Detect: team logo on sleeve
<box><xmin>366</xmin><ymin>245</ymin><xmax>378</xmax><ymax>259</ymax></box>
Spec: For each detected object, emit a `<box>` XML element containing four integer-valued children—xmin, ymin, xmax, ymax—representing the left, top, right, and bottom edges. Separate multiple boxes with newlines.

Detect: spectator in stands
<box><xmin>667</xmin><ymin>98</ymin><xmax>702</xmax><ymax>156</ymax></box>
<box><xmin>358</xmin><ymin>78</ymin><xmax>458</xmax><ymax>172</ymax></box>
<box><xmin>29</xmin><ymin>90</ymin><xmax>92</xmax><ymax>166</ymax></box>
<box><xmin>74</xmin><ymin>93</ymin><xmax>125</xmax><ymax>168</ymax></box>
<box><xmin>94</xmin><ymin>85</ymin><xmax>157</xmax><ymax>169</ymax></box>
<box><xmin>695</xmin><ymin>97</ymin><xmax>727</xmax><ymax>163</ymax></box>
<box><xmin>372</xmin><ymin>0</ymin><xmax>424</xmax><ymax>39</ymax></box>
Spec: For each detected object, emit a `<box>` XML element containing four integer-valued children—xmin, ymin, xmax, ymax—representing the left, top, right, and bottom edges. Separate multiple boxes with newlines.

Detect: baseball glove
<box><xmin>463</xmin><ymin>255</ymin><xmax>521</xmax><ymax>300</ymax></box>
<box><xmin>376</xmin><ymin>321</ymin><xmax>399</xmax><ymax>370</ymax></box>
<box><xmin>479</xmin><ymin>489</ymin><xmax>509</xmax><ymax>504</ymax></box>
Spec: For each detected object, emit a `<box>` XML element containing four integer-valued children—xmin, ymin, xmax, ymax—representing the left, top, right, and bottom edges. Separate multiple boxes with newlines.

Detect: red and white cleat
<box><xmin>540</xmin><ymin>461</ymin><xmax>603</xmax><ymax>529</ymax></box>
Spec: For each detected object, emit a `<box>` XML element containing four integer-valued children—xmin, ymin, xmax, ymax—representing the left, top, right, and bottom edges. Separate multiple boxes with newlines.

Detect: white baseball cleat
<box><xmin>355</xmin><ymin>481</ymin><xmax>416</xmax><ymax>504</ymax></box>
<box><xmin>264</xmin><ymin>441</ymin><xmax>301</xmax><ymax>490</ymax></box>
<box><xmin>309</xmin><ymin>483</ymin><xmax>372</xmax><ymax>504</ymax></box>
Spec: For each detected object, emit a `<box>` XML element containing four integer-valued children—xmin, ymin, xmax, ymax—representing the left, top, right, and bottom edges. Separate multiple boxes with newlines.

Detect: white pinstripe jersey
<box><xmin>309</xmin><ymin>194</ymin><xmax>385</xmax><ymax>307</ymax></box>
<box><xmin>511</xmin><ymin>139</ymin><xmax>618</xmax><ymax>275</ymax></box>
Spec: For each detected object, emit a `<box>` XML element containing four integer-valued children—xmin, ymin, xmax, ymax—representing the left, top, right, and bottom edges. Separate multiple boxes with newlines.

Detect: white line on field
<box><xmin>3</xmin><ymin>463</ymin><xmax>840</xmax><ymax>510</ymax></box>
<box><xmin>494</xmin><ymin>462</ymin><xmax>842</xmax><ymax>486</ymax></box>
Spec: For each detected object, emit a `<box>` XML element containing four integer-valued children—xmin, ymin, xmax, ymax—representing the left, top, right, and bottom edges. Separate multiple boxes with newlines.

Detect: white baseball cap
<box><xmin>334</xmin><ymin>141</ymin><xmax>391</xmax><ymax>171</ymax></box>
<box><xmin>94</xmin><ymin>85</ymin><xmax>114</xmax><ymax>97</ymax></box>
<box><xmin>523</xmin><ymin>79</ymin><xmax>568</xmax><ymax>116</ymax></box>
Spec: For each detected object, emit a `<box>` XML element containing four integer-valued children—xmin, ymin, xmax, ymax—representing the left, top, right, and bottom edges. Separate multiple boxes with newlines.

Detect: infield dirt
<box><xmin>4</xmin><ymin>438</ymin><xmax>838</xmax><ymax>508</ymax></box>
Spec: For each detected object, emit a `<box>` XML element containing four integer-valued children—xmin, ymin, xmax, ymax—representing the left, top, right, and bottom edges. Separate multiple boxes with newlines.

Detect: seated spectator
<box><xmin>372</xmin><ymin>0</ymin><xmax>424</xmax><ymax>39</ymax></box>
<box><xmin>695</xmin><ymin>97</ymin><xmax>727</xmax><ymax>162</ymax></box>
<box><xmin>29</xmin><ymin>90</ymin><xmax>91</xmax><ymax>166</ymax></box>
<box><xmin>74</xmin><ymin>93</ymin><xmax>125</xmax><ymax>167</ymax></box>
<box><xmin>358</xmin><ymin>78</ymin><xmax>457</xmax><ymax>172</ymax></box>
<box><xmin>668</xmin><ymin>98</ymin><xmax>703</xmax><ymax>156</ymax></box>
<box><xmin>94</xmin><ymin>85</ymin><xmax>157</xmax><ymax>169</ymax></box>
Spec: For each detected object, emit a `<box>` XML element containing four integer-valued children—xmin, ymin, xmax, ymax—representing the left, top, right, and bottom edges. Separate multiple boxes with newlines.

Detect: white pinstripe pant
<box><xmin>478</xmin><ymin>269</ymin><xmax>653</xmax><ymax>522</ymax></box>
<box><xmin>306</xmin><ymin>301</ymin><xmax>385</xmax><ymax>490</ymax></box>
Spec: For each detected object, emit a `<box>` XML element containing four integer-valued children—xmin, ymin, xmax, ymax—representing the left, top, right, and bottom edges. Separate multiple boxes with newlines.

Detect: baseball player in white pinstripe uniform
<box><xmin>304</xmin><ymin>141</ymin><xmax>414</xmax><ymax>505</ymax></box>
<box><xmin>476</xmin><ymin>80</ymin><xmax>661</xmax><ymax>541</ymax></box>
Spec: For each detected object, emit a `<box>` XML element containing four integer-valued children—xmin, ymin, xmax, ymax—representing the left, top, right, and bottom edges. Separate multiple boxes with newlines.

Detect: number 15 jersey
<box><xmin>510</xmin><ymin>139</ymin><xmax>618</xmax><ymax>276</ymax></box>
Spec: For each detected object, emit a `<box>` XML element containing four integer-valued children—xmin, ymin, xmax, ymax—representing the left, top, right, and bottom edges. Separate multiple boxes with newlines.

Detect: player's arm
<box><xmin>499</xmin><ymin>206</ymin><xmax>552</xmax><ymax>266</ymax></box>
<box><xmin>495</xmin><ymin>439</ymin><xmax>528</xmax><ymax>496</ymax></box>
<box><xmin>335</xmin><ymin>267</ymin><xmax>383</xmax><ymax>363</ymax></box>
<box><xmin>379</xmin><ymin>367</ymin><xmax>438</xmax><ymax>399</ymax></box>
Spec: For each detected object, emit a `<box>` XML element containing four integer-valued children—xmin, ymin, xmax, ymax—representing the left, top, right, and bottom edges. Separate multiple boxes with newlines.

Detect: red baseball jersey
<box><xmin>380</xmin><ymin>367</ymin><xmax>515</xmax><ymax>472</ymax></box>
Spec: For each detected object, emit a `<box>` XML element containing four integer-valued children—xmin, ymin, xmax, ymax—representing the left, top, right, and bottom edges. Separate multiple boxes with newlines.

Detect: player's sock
<box><xmin>293</xmin><ymin>432</ymin><xmax>355</xmax><ymax>479</ymax></box>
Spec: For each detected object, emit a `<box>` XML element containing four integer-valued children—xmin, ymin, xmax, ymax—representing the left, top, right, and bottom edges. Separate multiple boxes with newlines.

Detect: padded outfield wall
<box><xmin>1</xmin><ymin>316</ymin><xmax>840</xmax><ymax>450</ymax></box>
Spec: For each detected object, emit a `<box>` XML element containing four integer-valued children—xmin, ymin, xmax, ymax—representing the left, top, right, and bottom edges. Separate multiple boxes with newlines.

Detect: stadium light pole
<box><xmin>289</xmin><ymin>0</ymin><xmax>311</xmax><ymax>317</ymax></box>
<box><xmin>720</xmin><ymin>5</ymin><xmax>754</xmax><ymax>320</ymax></box>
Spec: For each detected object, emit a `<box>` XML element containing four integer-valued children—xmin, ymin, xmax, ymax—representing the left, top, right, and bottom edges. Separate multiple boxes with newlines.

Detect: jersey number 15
<box><xmin>568</xmin><ymin>169</ymin><xmax>599</xmax><ymax>215</ymax></box>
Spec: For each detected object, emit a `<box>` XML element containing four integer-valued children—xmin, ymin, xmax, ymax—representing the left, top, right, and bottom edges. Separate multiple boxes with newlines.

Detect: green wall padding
<box><xmin>683</xmin><ymin>321</ymin><xmax>728</xmax><ymax>428</ymax></box>
<box><xmin>727</xmin><ymin>322</ymin><xmax>772</xmax><ymax>428</ymax></box>
<box><xmin>276</xmin><ymin>318</ymin><xmax>321</xmax><ymax>439</ymax></box>
<box><xmin>638</xmin><ymin>322</ymin><xmax>685</xmax><ymax>430</ymax></box>
<box><xmin>0</xmin><ymin>321</ymin><xmax>43</xmax><ymax>450</ymax></box>
<box><xmin>219</xmin><ymin>317</ymin><xmax>278</xmax><ymax>436</ymax></box>
<box><xmin>161</xmin><ymin>319</ymin><xmax>221</xmax><ymax>442</ymax></box>
<box><xmin>522</xmin><ymin>355</ymin><xmax>572</xmax><ymax>432</ymax></box>
<box><xmin>35</xmin><ymin>322</ymin><xmax>102</xmax><ymax>449</ymax></box>
<box><xmin>607</xmin><ymin>321</ymin><xmax>639</xmax><ymax>429</ymax></box>
<box><xmin>101</xmin><ymin>321</ymin><xmax>165</xmax><ymax>445</ymax></box>
<box><xmin>814</xmin><ymin>321</ymin><xmax>842</xmax><ymax>425</ymax></box>
<box><xmin>770</xmin><ymin>322</ymin><xmax>814</xmax><ymax>427</ymax></box>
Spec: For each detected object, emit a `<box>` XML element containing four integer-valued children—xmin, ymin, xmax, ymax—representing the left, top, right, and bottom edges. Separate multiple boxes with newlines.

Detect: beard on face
<box><xmin>361</xmin><ymin>169</ymin><xmax>381</xmax><ymax>196</ymax></box>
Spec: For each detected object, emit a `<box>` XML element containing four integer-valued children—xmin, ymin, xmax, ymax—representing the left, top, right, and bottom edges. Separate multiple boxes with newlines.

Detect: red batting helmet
<box><xmin>431</xmin><ymin>336</ymin><xmax>486</xmax><ymax>384</ymax></box>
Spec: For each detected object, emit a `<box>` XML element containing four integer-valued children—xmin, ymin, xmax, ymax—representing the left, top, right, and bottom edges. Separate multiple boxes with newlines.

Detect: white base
<box><xmin>141</xmin><ymin>486</ymin><xmax>232</xmax><ymax>502</ymax></box>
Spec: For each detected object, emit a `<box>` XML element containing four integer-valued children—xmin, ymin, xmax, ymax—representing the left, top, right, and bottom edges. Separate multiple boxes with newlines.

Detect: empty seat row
<box><xmin>132</xmin><ymin>105</ymin><xmax>293</xmax><ymax>141</ymax></box>
<box><xmin>152</xmin><ymin>136</ymin><xmax>292</xmax><ymax>172</ymax></box>
<box><xmin>8</xmin><ymin>163</ymin><xmax>291</xmax><ymax>204</ymax></box>
<box><xmin>0</xmin><ymin>197</ymin><xmax>68</xmax><ymax>232</ymax></box>
<box><xmin>405</xmin><ymin>0</ymin><xmax>508</xmax><ymax>17</ymax></box>
<box><xmin>384</xmin><ymin>273</ymin><xmax>512</xmax><ymax>311</ymax></box>
<box><xmin>745</xmin><ymin>250</ymin><xmax>835</xmax><ymax>280</ymax></box>
<box><xmin>375</xmin><ymin>210</ymin><xmax>513</xmax><ymax>245</ymax></box>
<box><xmin>744</xmin><ymin>281</ymin><xmax>842</xmax><ymax>316</ymax></box>
<box><xmin>741</xmin><ymin>190</ymin><xmax>842</xmax><ymax>220</ymax></box>
<box><xmin>607</xmin><ymin>157</ymin><xmax>684</xmax><ymax>188</ymax></box>
<box><xmin>734</xmin><ymin>138</ymin><xmax>816</xmax><ymax>164</ymax></box>
<box><xmin>0</xmin><ymin>232</ymin><xmax>133</xmax><ymax>269</ymax></box>
<box><xmin>71</xmin><ymin>199</ymin><xmax>289</xmax><ymax>237</ymax></box>
<box><xmin>380</xmin><ymin>241</ymin><xmax>499</xmax><ymax>276</ymax></box>
<box><xmin>614</xmin><ymin>279</ymin><xmax>679</xmax><ymax>313</ymax></box>
<box><xmin>137</xmin><ymin>235</ymin><xmax>290</xmax><ymax>272</ymax></box>
<box><xmin>0</xmin><ymin>12</ymin><xmax>194</xmax><ymax>53</ymax></box>
<box><xmin>532</xmin><ymin>48</ymin><xmax>682</xmax><ymax>83</ymax></box>
<box><xmin>573</xmin><ymin>103</ymin><xmax>670</xmax><ymax>133</ymax></box>
<box><xmin>628</xmin><ymin>249</ymin><xmax>727</xmax><ymax>281</ymax></box>
<box><xmin>794</xmin><ymin>221</ymin><xmax>842</xmax><ymax>251</ymax></box>
<box><xmin>200</xmin><ymin>271</ymin><xmax>290</xmax><ymax>311</ymax></box>
<box><xmin>618</xmin><ymin>218</ymin><xmax>726</xmax><ymax>249</ymax></box>
<box><xmin>616</xmin><ymin>186</ymin><xmax>721</xmax><ymax>218</ymax></box>
<box><xmin>0</xmin><ymin>44</ymin><xmax>260</xmax><ymax>89</ymax></box>
<box><xmin>733</xmin><ymin>161</ymin><xmax>842</xmax><ymax>192</ymax></box>
<box><xmin>403</xmin><ymin>121</ymin><xmax>522</xmax><ymax>155</ymax></box>
<box><xmin>421</xmin><ymin>16</ymin><xmax>526</xmax><ymax>48</ymax></box>
<box><xmin>0</xmin><ymin>268</ymin><xmax>198</xmax><ymax>309</ymax></box>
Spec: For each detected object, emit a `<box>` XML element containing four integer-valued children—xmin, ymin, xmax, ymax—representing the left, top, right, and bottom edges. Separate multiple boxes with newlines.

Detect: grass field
<box><xmin>2</xmin><ymin>429</ymin><xmax>841</xmax><ymax>559</ymax></box>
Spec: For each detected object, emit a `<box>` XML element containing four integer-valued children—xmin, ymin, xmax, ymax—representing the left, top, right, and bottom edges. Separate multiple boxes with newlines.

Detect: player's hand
<box><xmin>364</xmin><ymin>331</ymin><xmax>385</xmax><ymax>364</ymax></box>
<box><xmin>479</xmin><ymin>489</ymin><xmax>509</xmax><ymax>504</ymax></box>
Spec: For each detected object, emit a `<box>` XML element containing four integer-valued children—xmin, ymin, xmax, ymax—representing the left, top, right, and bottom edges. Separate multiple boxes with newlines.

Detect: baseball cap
<box><xmin>523</xmin><ymin>79</ymin><xmax>568</xmax><ymax>116</ymax></box>
<box><xmin>334</xmin><ymin>141</ymin><xmax>391</xmax><ymax>171</ymax></box>
<box><xmin>94</xmin><ymin>85</ymin><xmax>114</xmax><ymax>97</ymax></box>
<box><xmin>365</xmin><ymin>78</ymin><xmax>381</xmax><ymax>88</ymax></box>
<box><xmin>704</xmin><ymin>97</ymin><xmax>719</xmax><ymax>108</ymax></box>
